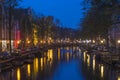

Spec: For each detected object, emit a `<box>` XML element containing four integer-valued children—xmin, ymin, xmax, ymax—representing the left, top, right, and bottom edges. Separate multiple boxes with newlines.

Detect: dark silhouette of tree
<box><xmin>39</xmin><ymin>16</ymin><xmax>55</xmax><ymax>41</ymax></box>
<box><xmin>80</xmin><ymin>0</ymin><xmax>120</xmax><ymax>45</ymax></box>
<box><xmin>2</xmin><ymin>0</ymin><xmax>22</xmax><ymax>53</ymax></box>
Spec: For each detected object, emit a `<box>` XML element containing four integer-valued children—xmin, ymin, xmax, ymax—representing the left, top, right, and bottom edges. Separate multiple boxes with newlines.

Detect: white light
<box><xmin>17</xmin><ymin>41</ymin><xmax>20</xmax><ymax>44</ymax></box>
<box><xmin>101</xmin><ymin>65</ymin><xmax>104</xmax><ymax>78</ymax></box>
<box><xmin>89</xmin><ymin>40</ymin><xmax>91</xmax><ymax>42</ymax></box>
<box><xmin>86</xmin><ymin>40</ymin><xmax>89</xmax><ymax>43</ymax></box>
<box><xmin>83</xmin><ymin>40</ymin><xmax>86</xmax><ymax>43</ymax></box>
<box><xmin>2</xmin><ymin>40</ymin><xmax>7</xmax><ymax>51</ymax></box>
<box><xmin>93</xmin><ymin>40</ymin><xmax>95</xmax><ymax>43</ymax></box>
<box><xmin>118</xmin><ymin>40</ymin><xmax>120</xmax><ymax>44</ymax></box>
<box><xmin>101</xmin><ymin>40</ymin><xmax>104</xmax><ymax>44</ymax></box>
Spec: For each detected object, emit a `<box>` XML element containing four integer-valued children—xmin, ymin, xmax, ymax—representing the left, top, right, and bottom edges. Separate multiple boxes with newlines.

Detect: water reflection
<box><xmin>81</xmin><ymin>50</ymin><xmax>120</xmax><ymax>80</ymax></box>
<box><xmin>66</xmin><ymin>53</ymin><xmax>70</xmax><ymax>61</ymax></box>
<box><xmin>87</xmin><ymin>54</ymin><xmax>90</xmax><ymax>67</ymax></box>
<box><xmin>17</xmin><ymin>68</ymin><xmax>21</xmax><ymax>80</ymax></box>
<box><xmin>40</xmin><ymin>57</ymin><xmax>44</xmax><ymax>71</ymax></box>
<box><xmin>47</xmin><ymin>49</ymin><xmax>53</xmax><ymax>67</ymax></box>
<box><xmin>92</xmin><ymin>55</ymin><xmax>95</xmax><ymax>71</ymax></box>
<box><xmin>44</xmin><ymin>57</ymin><xmax>46</xmax><ymax>67</ymax></box>
<box><xmin>58</xmin><ymin>48</ymin><xmax>61</xmax><ymax>61</ymax></box>
<box><xmin>100</xmin><ymin>65</ymin><xmax>104</xmax><ymax>78</ymax></box>
<box><xmin>27</xmin><ymin>64</ymin><xmax>31</xmax><ymax>77</ymax></box>
<box><xmin>83</xmin><ymin>51</ymin><xmax>86</xmax><ymax>62</ymax></box>
<box><xmin>47</xmin><ymin>49</ymin><xmax>53</xmax><ymax>60</ymax></box>
<box><xmin>0</xmin><ymin>46</ymin><xmax>120</xmax><ymax>80</ymax></box>
<box><xmin>34</xmin><ymin>58</ymin><xmax>38</xmax><ymax>75</ymax></box>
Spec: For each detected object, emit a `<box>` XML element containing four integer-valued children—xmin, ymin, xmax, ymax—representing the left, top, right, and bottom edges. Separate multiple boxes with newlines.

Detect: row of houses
<box><xmin>109</xmin><ymin>12</ymin><xmax>120</xmax><ymax>50</ymax></box>
<box><xmin>0</xmin><ymin>2</ymin><xmax>33</xmax><ymax>51</ymax></box>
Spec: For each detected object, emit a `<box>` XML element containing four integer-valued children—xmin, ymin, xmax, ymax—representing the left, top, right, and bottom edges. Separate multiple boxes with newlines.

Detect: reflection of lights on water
<box><xmin>93</xmin><ymin>55</ymin><xmax>95</xmax><ymax>70</ymax></box>
<box><xmin>47</xmin><ymin>49</ymin><xmax>53</xmax><ymax>66</ymax></box>
<box><xmin>70</xmin><ymin>53</ymin><xmax>72</xmax><ymax>57</ymax></box>
<box><xmin>44</xmin><ymin>52</ymin><xmax>47</xmax><ymax>57</ymax></box>
<box><xmin>58</xmin><ymin>48</ymin><xmax>61</xmax><ymax>61</ymax></box>
<box><xmin>44</xmin><ymin>57</ymin><xmax>46</xmax><ymax>65</ymax></box>
<box><xmin>50</xmin><ymin>49</ymin><xmax>53</xmax><ymax>59</ymax></box>
<box><xmin>87</xmin><ymin>54</ymin><xmax>90</xmax><ymax>67</ymax></box>
<box><xmin>40</xmin><ymin>58</ymin><xmax>43</xmax><ymax>71</ymax></box>
<box><xmin>40</xmin><ymin>57</ymin><xmax>46</xmax><ymax>71</ymax></box>
<box><xmin>47</xmin><ymin>49</ymin><xmax>53</xmax><ymax>61</ymax></box>
<box><xmin>83</xmin><ymin>52</ymin><xmax>86</xmax><ymax>62</ymax></box>
<box><xmin>66</xmin><ymin>53</ymin><xmax>69</xmax><ymax>61</ymax></box>
<box><xmin>34</xmin><ymin>58</ymin><xmax>38</xmax><ymax>74</ymax></box>
<box><xmin>35</xmin><ymin>58</ymin><xmax>38</xmax><ymax>71</ymax></box>
<box><xmin>27</xmin><ymin>64</ymin><xmax>31</xmax><ymax>77</ymax></box>
<box><xmin>101</xmin><ymin>65</ymin><xmax>104</xmax><ymax>78</ymax></box>
<box><xmin>17</xmin><ymin>68</ymin><xmax>20</xmax><ymax>80</ymax></box>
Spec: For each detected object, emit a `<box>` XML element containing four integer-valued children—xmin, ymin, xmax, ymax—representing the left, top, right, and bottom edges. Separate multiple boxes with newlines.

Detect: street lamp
<box><xmin>117</xmin><ymin>40</ymin><xmax>120</xmax><ymax>44</ymax></box>
<box><xmin>27</xmin><ymin>40</ymin><xmax>30</xmax><ymax>44</ymax></box>
<box><xmin>101</xmin><ymin>40</ymin><xmax>104</xmax><ymax>44</ymax></box>
<box><xmin>40</xmin><ymin>40</ymin><xmax>43</xmax><ymax>44</ymax></box>
<box><xmin>93</xmin><ymin>40</ymin><xmax>95</xmax><ymax>43</ymax></box>
<box><xmin>17</xmin><ymin>40</ymin><xmax>20</xmax><ymax>44</ymax></box>
<box><xmin>117</xmin><ymin>40</ymin><xmax>120</xmax><ymax>54</ymax></box>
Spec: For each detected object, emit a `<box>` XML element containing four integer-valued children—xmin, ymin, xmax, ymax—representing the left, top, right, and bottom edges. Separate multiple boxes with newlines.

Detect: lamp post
<box><xmin>117</xmin><ymin>40</ymin><xmax>120</xmax><ymax>60</ymax></box>
<box><xmin>117</xmin><ymin>40</ymin><xmax>120</xmax><ymax>54</ymax></box>
<box><xmin>118</xmin><ymin>40</ymin><xmax>120</xmax><ymax>44</ymax></box>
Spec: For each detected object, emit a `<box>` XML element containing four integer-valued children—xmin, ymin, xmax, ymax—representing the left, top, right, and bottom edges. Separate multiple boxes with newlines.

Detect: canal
<box><xmin>0</xmin><ymin>46</ymin><xmax>120</xmax><ymax>80</ymax></box>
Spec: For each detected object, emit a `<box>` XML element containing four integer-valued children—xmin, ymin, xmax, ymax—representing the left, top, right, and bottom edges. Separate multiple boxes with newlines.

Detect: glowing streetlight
<box><xmin>101</xmin><ymin>40</ymin><xmax>104</xmax><ymax>44</ymax></box>
<box><xmin>117</xmin><ymin>40</ymin><xmax>120</xmax><ymax>54</ymax></box>
<box><xmin>27</xmin><ymin>40</ymin><xmax>30</xmax><ymax>44</ymax></box>
<box><xmin>93</xmin><ymin>40</ymin><xmax>95</xmax><ymax>43</ymax></box>
<box><xmin>118</xmin><ymin>40</ymin><xmax>120</xmax><ymax>44</ymax></box>
<box><xmin>40</xmin><ymin>40</ymin><xmax>43</xmax><ymax>43</ymax></box>
<box><xmin>17</xmin><ymin>40</ymin><xmax>20</xmax><ymax>44</ymax></box>
<box><xmin>43</xmin><ymin>40</ymin><xmax>46</xmax><ymax>44</ymax></box>
<box><xmin>49</xmin><ymin>37</ymin><xmax>52</xmax><ymax>41</ymax></box>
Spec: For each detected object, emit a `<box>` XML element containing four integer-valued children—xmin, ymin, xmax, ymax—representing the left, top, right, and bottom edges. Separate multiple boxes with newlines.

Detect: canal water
<box><xmin>0</xmin><ymin>46</ymin><xmax>120</xmax><ymax>80</ymax></box>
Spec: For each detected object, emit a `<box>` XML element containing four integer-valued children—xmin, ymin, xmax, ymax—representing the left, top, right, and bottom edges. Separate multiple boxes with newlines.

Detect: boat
<box><xmin>0</xmin><ymin>63</ymin><xmax>12</xmax><ymax>72</ymax></box>
<box><xmin>24</xmin><ymin>59</ymin><xmax>33</xmax><ymax>64</ymax></box>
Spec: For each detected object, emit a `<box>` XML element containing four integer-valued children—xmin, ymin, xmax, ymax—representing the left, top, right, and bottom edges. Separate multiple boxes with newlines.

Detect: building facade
<box><xmin>109</xmin><ymin>12</ymin><xmax>120</xmax><ymax>51</ymax></box>
<box><xmin>0</xmin><ymin>1</ymin><xmax>32</xmax><ymax>52</ymax></box>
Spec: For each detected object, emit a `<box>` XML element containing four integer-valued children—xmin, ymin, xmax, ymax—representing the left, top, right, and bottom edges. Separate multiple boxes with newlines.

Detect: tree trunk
<box><xmin>9</xmin><ymin>2</ymin><xmax>12</xmax><ymax>53</ymax></box>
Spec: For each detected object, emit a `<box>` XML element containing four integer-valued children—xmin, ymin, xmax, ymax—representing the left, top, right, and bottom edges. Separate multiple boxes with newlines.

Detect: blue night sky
<box><xmin>20</xmin><ymin>0</ymin><xmax>84</xmax><ymax>29</ymax></box>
